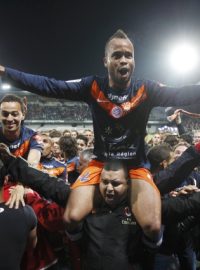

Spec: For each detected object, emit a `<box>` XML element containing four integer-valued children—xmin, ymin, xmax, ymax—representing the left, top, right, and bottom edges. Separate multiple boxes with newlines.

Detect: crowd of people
<box><xmin>183</xmin><ymin>118</ymin><xmax>200</xmax><ymax>132</ymax></box>
<box><xmin>1</xmin><ymin>29</ymin><xmax>200</xmax><ymax>270</ymax></box>
<box><xmin>26</xmin><ymin>103</ymin><xmax>92</xmax><ymax>121</ymax></box>
<box><xmin>1</xmin><ymin>94</ymin><xmax>200</xmax><ymax>269</ymax></box>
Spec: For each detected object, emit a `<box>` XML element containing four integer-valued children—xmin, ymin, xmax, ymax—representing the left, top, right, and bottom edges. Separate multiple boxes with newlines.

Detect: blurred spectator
<box><xmin>38</xmin><ymin>134</ymin><xmax>67</xmax><ymax>181</ymax></box>
<box><xmin>26</xmin><ymin>102</ymin><xmax>92</xmax><ymax>121</ymax></box>
<box><xmin>77</xmin><ymin>148</ymin><xmax>94</xmax><ymax>174</ymax></box>
<box><xmin>163</xmin><ymin>134</ymin><xmax>179</xmax><ymax>148</ymax></box>
<box><xmin>59</xmin><ymin>136</ymin><xmax>79</xmax><ymax>185</ymax></box>
<box><xmin>152</xmin><ymin>133</ymin><xmax>162</xmax><ymax>146</ymax></box>
<box><xmin>49</xmin><ymin>130</ymin><xmax>63</xmax><ymax>162</ymax></box>
<box><xmin>83</xmin><ymin>129</ymin><xmax>93</xmax><ymax>141</ymax></box>
<box><xmin>76</xmin><ymin>134</ymin><xmax>88</xmax><ymax>154</ymax></box>
<box><xmin>71</xmin><ymin>130</ymin><xmax>78</xmax><ymax>139</ymax></box>
<box><xmin>193</xmin><ymin>130</ymin><xmax>200</xmax><ymax>145</ymax></box>
<box><xmin>172</xmin><ymin>142</ymin><xmax>191</xmax><ymax>161</ymax></box>
<box><xmin>63</xmin><ymin>129</ymin><xmax>71</xmax><ymax>137</ymax></box>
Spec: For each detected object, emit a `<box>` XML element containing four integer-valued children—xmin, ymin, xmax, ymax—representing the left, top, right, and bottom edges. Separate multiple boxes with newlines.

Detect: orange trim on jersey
<box><xmin>47</xmin><ymin>167</ymin><xmax>65</xmax><ymax>177</ymax></box>
<box><xmin>37</xmin><ymin>163</ymin><xmax>65</xmax><ymax>177</ymax></box>
<box><xmin>129</xmin><ymin>167</ymin><xmax>159</xmax><ymax>193</ymax></box>
<box><xmin>71</xmin><ymin>160</ymin><xmax>103</xmax><ymax>189</ymax></box>
<box><xmin>122</xmin><ymin>85</ymin><xmax>147</xmax><ymax>111</ymax></box>
<box><xmin>72</xmin><ymin>162</ymin><xmax>159</xmax><ymax>194</ymax></box>
<box><xmin>67</xmin><ymin>162</ymin><xmax>76</xmax><ymax>173</ymax></box>
<box><xmin>91</xmin><ymin>80</ymin><xmax>148</xmax><ymax>118</ymax></box>
<box><xmin>13</xmin><ymin>140</ymin><xmax>30</xmax><ymax>157</ymax></box>
<box><xmin>37</xmin><ymin>164</ymin><xmax>43</xmax><ymax>170</ymax></box>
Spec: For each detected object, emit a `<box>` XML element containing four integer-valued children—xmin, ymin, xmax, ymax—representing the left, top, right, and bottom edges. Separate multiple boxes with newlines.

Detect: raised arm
<box><xmin>154</xmin><ymin>143</ymin><xmax>200</xmax><ymax>195</ymax></box>
<box><xmin>10</xmin><ymin>157</ymin><xmax>70</xmax><ymax>207</ymax></box>
<box><xmin>0</xmin><ymin>65</ymin><xmax>91</xmax><ymax>101</ymax></box>
<box><xmin>27</xmin><ymin>149</ymin><xmax>41</xmax><ymax>167</ymax></box>
<box><xmin>147</xmin><ymin>80</ymin><xmax>200</xmax><ymax>107</ymax></box>
<box><xmin>0</xmin><ymin>143</ymin><xmax>70</xmax><ymax>207</ymax></box>
<box><xmin>162</xmin><ymin>191</ymin><xmax>200</xmax><ymax>225</ymax></box>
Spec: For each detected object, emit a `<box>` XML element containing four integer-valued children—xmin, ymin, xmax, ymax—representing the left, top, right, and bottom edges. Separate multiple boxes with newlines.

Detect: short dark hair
<box><xmin>163</xmin><ymin>134</ymin><xmax>179</xmax><ymax>147</ymax></box>
<box><xmin>59</xmin><ymin>136</ymin><xmax>78</xmax><ymax>159</ymax></box>
<box><xmin>71</xmin><ymin>130</ymin><xmax>79</xmax><ymax>136</ymax></box>
<box><xmin>0</xmin><ymin>94</ymin><xmax>25</xmax><ymax>113</ymax></box>
<box><xmin>84</xmin><ymin>129</ymin><xmax>93</xmax><ymax>133</ymax></box>
<box><xmin>49</xmin><ymin>129</ymin><xmax>62</xmax><ymax>138</ymax></box>
<box><xmin>103</xmin><ymin>160</ymin><xmax>128</xmax><ymax>179</ymax></box>
<box><xmin>63</xmin><ymin>129</ymin><xmax>71</xmax><ymax>136</ymax></box>
<box><xmin>105</xmin><ymin>29</ymin><xmax>132</xmax><ymax>56</ymax></box>
<box><xmin>147</xmin><ymin>143</ymin><xmax>172</xmax><ymax>171</ymax></box>
<box><xmin>76</xmin><ymin>134</ymin><xmax>88</xmax><ymax>146</ymax></box>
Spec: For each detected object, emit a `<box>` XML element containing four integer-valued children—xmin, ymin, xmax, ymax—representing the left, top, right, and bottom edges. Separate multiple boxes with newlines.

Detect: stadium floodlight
<box><xmin>1</xmin><ymin>83</ymin><xmax>11</xmax><ymax>90</ymax></box>
<box><xmin>168</xmin><ymin>42</ymin><xmax>199</xmax><ymax>74</ymax></box>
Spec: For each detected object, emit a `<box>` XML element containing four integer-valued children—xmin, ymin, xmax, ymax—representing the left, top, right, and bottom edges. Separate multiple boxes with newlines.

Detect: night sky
<box><xmin>1</xmin><ymin>0</ymin><xmax>200</xmax><ymax>84</ymax></box>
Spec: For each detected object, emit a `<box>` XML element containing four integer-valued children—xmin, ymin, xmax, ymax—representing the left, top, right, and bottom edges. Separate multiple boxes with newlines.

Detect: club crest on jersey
<box><xmin>124</xmin><ymin>206</ymin><xmax>132</xmax><ymax>217</ymax></box>
<box><xmin>111</xmin><ymin>106</ymin><xmax>123</xmax><ymax>118</ymax></box>
<box><xmin>79</xmin><ymin>172</ymin><xmax>90</xmax><ymax>182</ymax></box>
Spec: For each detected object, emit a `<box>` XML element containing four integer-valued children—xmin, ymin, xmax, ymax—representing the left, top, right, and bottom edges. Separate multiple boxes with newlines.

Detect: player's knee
<box><xmin>142</xmin><ymin>219</ymin><xmax>161</xmax><ymax>239</ymax></box>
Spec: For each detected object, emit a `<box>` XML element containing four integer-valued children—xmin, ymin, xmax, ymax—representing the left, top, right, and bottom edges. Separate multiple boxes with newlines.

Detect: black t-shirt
<box><xmin>83</xmin><ymin>201</ymin><xmax>141</xmax><ymax>270</ymax></box>
<box><xmin>0</xmin><ymin>203</ymin><xmax>37</xmax><ymax>270</ymax></box>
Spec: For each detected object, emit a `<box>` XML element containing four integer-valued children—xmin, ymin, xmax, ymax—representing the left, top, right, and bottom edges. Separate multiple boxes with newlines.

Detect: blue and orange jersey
<box><xmin>0</xmin><ymin>125</ymin><xmax>43</xmax><ymax>159</ymax></box>
<box><xmin>37</xmin><ymin>156</ymin><xmax>67</xmax><ymax>182</ymax></box>
<box><xmin>1</xmin><ymin>125</ymin><xmax>43</xmax><ymax>201</ymax></box>
<box><xmin>4</xmin><ymin>67</ymin><xmax>200</xmax><ymax>167</ymax></box>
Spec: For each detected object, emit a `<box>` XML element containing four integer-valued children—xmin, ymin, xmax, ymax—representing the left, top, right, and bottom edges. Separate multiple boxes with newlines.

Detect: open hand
<box><xmin>0</xmin><ymin>143</ymin><xmax>16</xmax><ymax>166</ymax></box>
